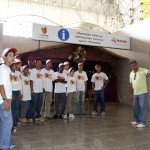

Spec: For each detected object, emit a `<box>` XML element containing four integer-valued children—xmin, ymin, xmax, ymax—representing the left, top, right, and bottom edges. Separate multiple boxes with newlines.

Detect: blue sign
<box><xmin>58</xmin><ymin>29</ymin><xmax>69</xmax><ymax>41</ymax></box>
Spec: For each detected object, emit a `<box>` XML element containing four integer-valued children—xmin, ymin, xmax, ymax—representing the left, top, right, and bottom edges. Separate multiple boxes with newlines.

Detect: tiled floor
<box><xmin>12</xmin><ymin>105</ymin><xmax>150</xmax><ymax>150</ymax></box>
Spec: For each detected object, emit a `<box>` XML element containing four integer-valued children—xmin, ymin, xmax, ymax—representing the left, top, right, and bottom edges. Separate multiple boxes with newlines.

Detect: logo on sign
<box><xmin>111</xmin><ymin>38</ymin><xmax>127</xmax><ymax>44</ymax></box>
<box><xmin>58</xmin><ymin>29</ymin><xmax>69</xmax><ymax>41</ymax></box>
<box><xmin>41</xmin><ymin>27</ymin><xmax>47</xmax><ymax>34</ymax></box>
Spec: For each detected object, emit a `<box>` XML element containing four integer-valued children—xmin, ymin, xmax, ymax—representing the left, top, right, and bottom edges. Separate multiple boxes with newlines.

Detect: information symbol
<box><xmin>58</xmin><ymin>29</ymin><xmax>69</xmax><ymax>41</ymax></box>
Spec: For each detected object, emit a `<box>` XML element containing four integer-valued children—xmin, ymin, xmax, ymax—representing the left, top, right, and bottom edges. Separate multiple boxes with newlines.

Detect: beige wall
<box><xmin>0</xmin><ymin>24</ymin><xmax>3</xmax><ymax>55</ymax></box>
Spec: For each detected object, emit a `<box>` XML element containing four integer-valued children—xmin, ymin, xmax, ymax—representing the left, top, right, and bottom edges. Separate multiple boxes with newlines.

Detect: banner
<box><xmin>32</xmin><ymin>23</ymin><xmax>130</xmax><ymax>50</ymax></box>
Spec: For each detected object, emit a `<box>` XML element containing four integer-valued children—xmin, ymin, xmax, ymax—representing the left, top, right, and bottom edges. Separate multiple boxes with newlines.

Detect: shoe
<box><xmin>63</xmin><ymin>114</ymin><xmax>68</xmax><ymax>119</ymax></box>
<box><xmin>35</xmin><ymin>118</ymin><xmax>41</xmax><ymax>121</ymax></box>
<box><xmin>131</xmin><ymin>121</ymin><xmax>138</xmax><ymax>125</ymax></box>
<box><xmin>101</xmin><ymin>112</ymin><xmax>106</xmax><ymax>115</ymax></box>
<box><xmin>39</xmin><ymin>118</ymin><xmax>44</xmax><ymax>122</ymax></box>
<box><xmin>59</xmin><ymin>114</ymin><xmax>63</xmax><ymax>119</ymax></box>
<box><xmin>19</xmin><ymin>118</ymin><xmax>27</xmax><ymax>123</ymax></box>
<box><xmin>12</xmin><ymin>127</ymin><xmax>17</xmax><ymax>133</ymax></box>
<box><xmin>136</xmin><ymin>124</ymin><xmax>146</xmax><ymax>128</ymax></box>
<box><xmin>52</xmin><ymin>114</ymin><xmax>59</xmax><ymax>119</ymax></box>
<box><xmin>91</xmin><ymin>111</ymin><xmax>97</xmax><ymax>115</ymax></box>
<box><xmin>44</xmin><ymin>117</ymin><xmax>51</xmax><ymax>120</ymax></box>
<box><xmin>28</xmin><ymin>119</ymin><xmax>33</xmax><ymax>123</ymax></box>
<box><xmin>69</xmin><ymin>114</ymin><xmax>75</xmax><ymax>119</ymax></box>
<box><xmin>17</xmin><ymin>122</ymin><xmax>21</xmax><ymax>127</ymax></box>
<box><xmin>9</xmin><ymin>143</ymin><xmax>16</xmax><ymax>148</ymax></box>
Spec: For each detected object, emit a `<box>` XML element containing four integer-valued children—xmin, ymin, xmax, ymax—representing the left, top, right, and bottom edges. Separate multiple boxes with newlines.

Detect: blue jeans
<box><xmin>0</xmin><ymin>99</ymin><xmax>13</xmax><ymax>149</ymax></box>
<box><xmin>11</xmin><ymin>91</ymin><xmax>21</xmax><ymax>128</ymax></box>
<box><xmin>76</xmin><ymin>91</ymin><xmax>85</xmax><ymax>114</ymax></box>
<box><xmin>29</xmin><ymin>93</ymin><xmax>43</xmax><ymax>119</ymax></box>
<box><xmin>133</xmin><ymin>93</ymin><xmax>148</xmax><ymax>125</ymax></box>
<box><xmin>20</xmin><ymin>101</ymin><xmax>30</xmax><ymax>119</ymax></box>
<box><xmin>93</xmin><ymin>89</ymin><xmax>105</xmax><ymax>112</ymax></box>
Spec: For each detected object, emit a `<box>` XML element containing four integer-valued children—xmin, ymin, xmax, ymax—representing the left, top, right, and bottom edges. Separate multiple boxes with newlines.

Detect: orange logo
<box><xmin>41</xmin><ymin>27</ymin><xmax>47</xmax><ymax>34</ymax></box>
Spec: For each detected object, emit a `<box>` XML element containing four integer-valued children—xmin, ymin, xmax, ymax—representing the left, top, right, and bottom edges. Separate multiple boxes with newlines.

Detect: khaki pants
<box><xmin>41</xmin><ymin>92</ymin><xmax>53</xmax><ymax>117</ymax></box>
<box><xmin>65</xmin><ymin>92</ymin><xmax>77</xmax><ymax>114</ymax></box>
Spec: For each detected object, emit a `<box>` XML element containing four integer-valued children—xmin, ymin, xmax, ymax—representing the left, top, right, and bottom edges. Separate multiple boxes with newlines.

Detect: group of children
<box><xmin>0</xmin><ymin>49</ymin><xmax>109</xmax><ymax>133</ymax></box>
<box><xmin>0</xmin><ymin>47</ymin><xmax>109</xmax><ymax>150</ymax></box>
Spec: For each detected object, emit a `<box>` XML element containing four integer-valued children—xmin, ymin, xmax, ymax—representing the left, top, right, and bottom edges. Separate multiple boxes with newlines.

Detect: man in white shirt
<box><xmin>52</xmin><ymin>63</ymin><xmax>67</xmax><ymax>119</ymax></box>
<box><xmin>0</xmin><ymin>48</ymin><xmax>17</xmax><ymax>150</ymax></box>
<box><xmin>74</xmin><ymin>63</ymin><xmax>88</xmax><ymax>115</ymax></box>
<box><xmin>63</xmin><ymin>61</ymin><xmax>70</xmax><ymax>76</ymax></box>
<box><xmin>41</xmin><ymin>59</ymin><xmax>55</xmax><ymax>119</ymax></box>
<box><xmin>30</xmin><ymin>58</ymin><xmax>44</xmax><ymax>121</ymax></box>
<box><xmin>91</xmin><ymin>64</ymin><xmax>109</xmax><ymax>115</ymax></box>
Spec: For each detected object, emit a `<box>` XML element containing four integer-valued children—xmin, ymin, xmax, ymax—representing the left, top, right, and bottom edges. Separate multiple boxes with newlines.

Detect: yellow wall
<box><xmin>142</xmin><ymin>0</ymin><xmax>150</xmax><ymax>19</ymax></box>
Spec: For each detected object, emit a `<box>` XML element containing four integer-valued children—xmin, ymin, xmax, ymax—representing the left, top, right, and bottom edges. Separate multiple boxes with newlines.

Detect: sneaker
<box><xmin>35</xmin><ymin>118</ymin><xmax>41</xmax><ymax>121</ymax></box>
<box><xmin>101</xmin><ymin>112</ymin><xmax>106</xmax><ymax>115</ymax></box>
<box><xmin>39</xmin><ymin>118</ymin><xmax>45</xmax><ymax>122</ymax></box>
<box><xmin>136</xmin><ymin>124</ymin><xmax>146</xmax><ymax>128</ymax></box>
<box><xmin>17</xmin><ymin>122</ymin><xmax>21</xmax><ymax>127</ymax></box>
<box><xmin>28</xmin><ymin>119</ymin><xmax>33</xmax><ymax>123</ymax></box>
<box><xmin>44</xmin><ymin>117</ymin><xmax>51</xmax><ymax>120</ymax></box>
<box><xmin>52</xmin><ymin>114</ymin><xmax>59</xmax><ymax>119</ymax></box>
<box><xmin>91</xmin><ymin>111</ymin><xmax>97</xmax><ymax>115</ymax></box>
<box><xmin>63</xmin><ymin>114</ymin><xmax>68</xmax><ymax>119</ymax></box>
<box><xmin>19</xmin><ymin>118</ymin><xmax>27</xmax><ymax>123</ymax></box>
<box><xmin>131</xmin><ymin>121</ymin><xmax>138</xmax><ymax>125</ymax></box>
<box><xmin>12</xmin><ymin>127</ymin><xmax>17</xmax><ymax>133</ymax></box>
<box><xmin>9</xmin><ymin>143</ymin><xmax>16</xmax><ymax>148</ymax></box>
<box><xmin>69</xmin><ymin>114</ymin><xmax>75</xmax><ymax>119</ymax></box>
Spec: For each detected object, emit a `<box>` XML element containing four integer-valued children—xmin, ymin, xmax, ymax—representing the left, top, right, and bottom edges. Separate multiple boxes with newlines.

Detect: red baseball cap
<box><xmin>2</xmin><ymin>48</ymin><xmax>17</xmax><ymax>58</ymax></box>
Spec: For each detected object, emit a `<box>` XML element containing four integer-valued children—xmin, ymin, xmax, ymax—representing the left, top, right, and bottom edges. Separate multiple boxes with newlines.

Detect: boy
<box><xmin>20</xmin><ymin>65</ymin><xmax>31</xmax><ymax>123</ymax></box>
<box><xmin>0</xmin><ymin>48</ymin><xmax>17</xmax><ymax>150</ymax></box>
<box><xmin>64</xmin><ymin>68</ymin><xmax>76</xmax><ymax>119</ymax></box>
<box><xmin>10</xmin><ymin>59</ymin><xmax>22</xmax><ymax>132</ymax></box>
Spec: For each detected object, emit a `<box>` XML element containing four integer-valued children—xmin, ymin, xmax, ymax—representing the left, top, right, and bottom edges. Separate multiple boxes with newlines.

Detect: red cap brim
<box><xmin>8</xmin><ymin>48</ymin><xmax>17</xmax><ymax>54</ymax></box>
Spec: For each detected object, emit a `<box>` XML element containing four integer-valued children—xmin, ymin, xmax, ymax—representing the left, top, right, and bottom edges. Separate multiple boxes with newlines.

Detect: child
<box><xmin>10</xmin><ymin>59</ymin><xmax>22</xmax><ymax>132</ymax></box>
<box><xmin>0</xmin><ymin>48</ymin><xmax>17</xmax><ymax>150</ymax></box>
<box><xmin>20</xmin><ymin>65</ymin><xmax>31</xmax><ymax>123</ymax></box>
<box><xmin>64</xmin><ymin>68</ymin><xmax>76</xmax><ymax>119</ymax></box>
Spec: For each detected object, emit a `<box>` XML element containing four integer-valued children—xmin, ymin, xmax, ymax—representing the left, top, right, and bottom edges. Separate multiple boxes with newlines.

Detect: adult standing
<box><xmin>42</xmin><ymin>59</ymin><xmax>55</xmax><ymax>119</ymax></box>
<box><xmin>74</xmin><ymin>63</ymin><xmax>88</xmax><ymax>115</ymax></box>
<box><xmin>91</xmin><ymin>64</ymin><xmax>109</xmax><ymax>115</ymax></box>
<box><xmin>130</xmin><ymin>60</ymin><xmax>150</xmax><ymax>128</ymax></box>
<box><xmin>29</xmin><ymin>58</ymin><xmax>44</xmax><ymax>121</ymax></box>
<box><xmin>52</xmin><ymin>63</ymin><xmax>67</xmax><ymax>119</ymax></box>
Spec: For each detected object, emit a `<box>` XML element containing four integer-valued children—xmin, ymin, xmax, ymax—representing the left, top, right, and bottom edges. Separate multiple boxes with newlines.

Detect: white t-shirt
<box><xmin>74</xmin><ymin>70</ymin><xmax>88</xmax><ymax>91</ymax></box>
<box><xmin>42</xmin><ymin>68</ymin><xmax>55</xmax><ymax>92</ymax></box>
<box><xmin>21</xmin><ymin>75</ymin><xmax>31</xmax><ymax>101</ymax></box>
<box><xmin>91</xmin><ymin>72</ymin><xmax>108</xmax><ymax>91</ymax></box>
<box><xmin>54</xmin><ymin>72</ymin><xmax>66</xmax><ymax>93</ymax></box>
<box><xmin>63</xmin><ymin>69</ymin><xmax>69</xmax><ymax>77</ymax></box>
<box><xmin>66</xmin><ymin>76</ymin><xmax>76</xmax><ymax>93</ymax></box>
<box><xmin>11</xmin><ymin>70</ymin><xmax>22</xmax><ymax>91</ymax></box>
<box><xmin>30</xmin><ymin>68</ymin><xmax>44</xmax><ymax>93</ymax></box>
<box><xmin>0</xmin><ymin>64</ymin><xmax>12</xmax><ymax>104</ymax></box>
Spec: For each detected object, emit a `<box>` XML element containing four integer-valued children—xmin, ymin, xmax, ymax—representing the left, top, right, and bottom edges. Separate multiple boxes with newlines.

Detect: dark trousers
<box><xmin>54</xmin><ymin>93</ymin><xmax>66</xmax><ymax>115</ymax></box>
<box><xmin>11</xmin><ymin>91</ymin><xmax>21</xmax><ymax>128</ymax></box>
<box><xmin>93</xmin><ymin>89</ymin><xmax>105</xmax><ymax>112</ymax></box>
<box><xmin>28</xmin><ymin>93</ymin><xmax>43</xmax><ymax>119</ymax></box>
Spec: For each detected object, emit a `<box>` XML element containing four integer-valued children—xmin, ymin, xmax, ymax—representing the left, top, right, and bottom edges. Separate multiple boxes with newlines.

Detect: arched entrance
<box><xmin>21</xmin><ymin>44</ymin><xmax>122</xmax><ymax>113</ymax></box>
